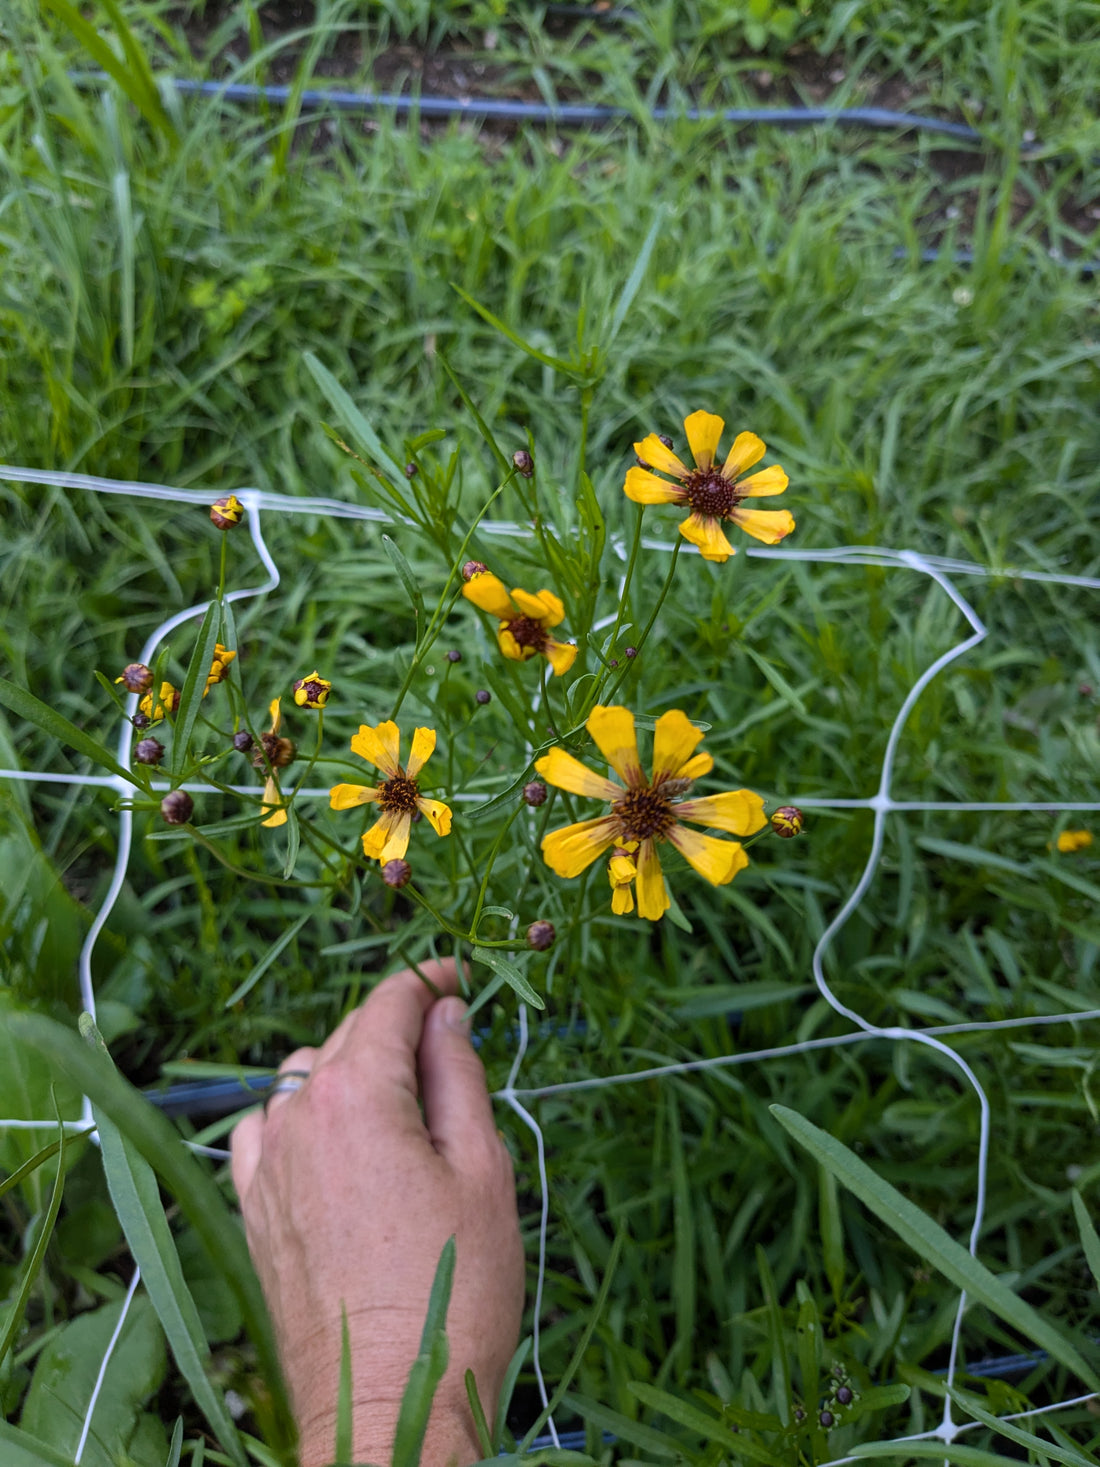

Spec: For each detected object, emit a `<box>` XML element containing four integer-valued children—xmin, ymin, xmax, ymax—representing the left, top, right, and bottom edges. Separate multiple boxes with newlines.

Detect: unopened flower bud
<box><xmin>117</xmin><ymin>662</ymin><xmax>153</xmax><ymax>694</ymax></box>
<box><xmin>404</xmin><ymin>462</ymin><xmax>419</xmax><ymax>479</ymax></box>
<box><xmin>382</xmin><ymin>858</ymin><xmax>412</xmax><ymax>888</ymax></box>
<box><xmin>512</xmin><ymin>448</ymin><xmax>534</xmax><ymax>477</ymax></box>
<box><xmin>232</xmin><ymin>729</ymin><xmax>254</xmax><ymax>752</ymax></box>
<box><xmin>523</xmin><ymin>780</ymin><xmax>547</xmax><ymax>807</ymax></box>
<box><xmin>835</xmin><ymin>1386</ymin><xmax>853</xmax><ymax>1406</ymax></box>
<box><xmin>658</xmin><ymin>434</ymin><xmax>674</xmax><ymax>449</ymax></box>
<box><xmin>625</xmin><ymin>646</ymin><xmax>637</xmax><ymax>659</ymax></box>
<box><xmin>609</xmin><ymin>659</ymin><xmax>619</xmax><ymax>668</ymax></box>
<box><xmin>292</xmin><ymin>671</ymin><xmax>332</xmax><ymax>710</ymax></box>
<box><xmin>160</xmin><ymin>790</ymin><xmax>194</xmax><ymax>825</ymax></box>
<box><xmin>132</xmin><ymin>712</ymin><xmax>151</xmax><ymax>730</ymax></box>
<box><xmin>635</xmin><ymin>456</ymin><xmax>651</xmax><ymax>470</ymax></box>
<box><xmin>209</xmin><ymin>494</ymin><xmax>244</xmax><ymax>530</ymax></box>
<box><xmin>445</xmin><ymin>649</ymin><xmax>462</xmax><ymax>663</ymax></box>
<box><xmin>771</xmin><ymin>806</ymin><xmax>804</xmax><ymax>839</ymax></box>
<box><xmin>475</xmin><ymin>689</ymin><xmax>491</xmax><ymax>705</ymax></box>
<box><xmin>134</xmin><ymin>737</ymin><xmax>164</xmax><ymax>765</ymax></box>
<box><xmin>139</xmin><ymin>682</ymin><xmax>180</xmax><ymax>723</ymax></box>
<box><xmin>819</xmin><ymin>1411</ymin><xmax>834</xmax><ymax>1429</ymax></box>
<box><xmin>462</xmin><ymin>560</ymin><xmax>488</xmax><ymax>582</ymax></box>
<box><xmin>527</xmin><ymin>920</ymin><xmax>555</xmax><ymax>951</ymax></box>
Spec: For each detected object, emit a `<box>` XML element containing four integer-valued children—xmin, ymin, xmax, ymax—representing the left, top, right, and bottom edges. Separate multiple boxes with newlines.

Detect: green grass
<box><xmin>1</xmin><ymin>0</ymin><xmax>1100</xmax><ymax>1463</ymax></box>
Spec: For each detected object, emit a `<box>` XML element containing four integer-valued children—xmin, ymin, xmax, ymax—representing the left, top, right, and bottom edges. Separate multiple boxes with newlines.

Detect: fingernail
<box><xmin>439</xmin><ymin>996</ymin><xmax>470</xmax><ymax>1033</ymax></box>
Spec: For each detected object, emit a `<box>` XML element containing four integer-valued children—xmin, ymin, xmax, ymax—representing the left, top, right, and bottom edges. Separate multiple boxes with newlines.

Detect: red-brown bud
<box><xmin>512</xmin><ymin>448</ymin><xmax>534</xmax><ymax>477</ymax></box>
<box><xmin>462</xmin><ymin>560</ymin><xmax>488</xmax><ymax>581</ymax></box>
<box><xmin>771</xmin><ymin>806</ymin><xmax>804</xmax><ymax>838</ymax></box>
<box><xmin>160</xmin><ymin>790</ymin><xmax>194</xmax><ymax>825</ymax></box>
<box><xmin>209</xmin><ymin>494</ymin><xmax>244</xmax><ymax>530</ymax></box>
<box><xmin>382</xmin><ymin>859</ymin><xmax>412</xmax><ymax>888</ymax></box>
<box><xmin>526</xmin><ymin>920</ymin><xmax>555</xmax><ymax>951</ymax></box>
<box><xmin>134</xmin><ymin>737</ymin><xmax>164</xmax><ymax>765</ymax></box>
<box><xmin>252</xmin><ymin>733</ymin><xmax>296</xmax><ymax>770</ymax></box>
<box><xmin>118</xmin><ymin>663</ymin><xmax>153</xmax><ymax>694</ymax></box>
<box><xmin>232</xmin><ymin>729</ymin><xmax>254</xmax><ymax>752</ymax></box>
<box><xmin>523</xmin><ymin>780</ymin><xmax>547</xmax><ymax>807</ymax></box>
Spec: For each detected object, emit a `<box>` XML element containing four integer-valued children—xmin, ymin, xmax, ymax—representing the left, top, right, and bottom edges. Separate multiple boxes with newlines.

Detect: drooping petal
<box><xmin>738</xmin><ymin>465</ymin><xmax>789</xmax><ymax>497</ymax></box>
<box><xmin>543</xmin><ymin>639</ymin><xmax>577</xmax><ymax>677</ymax></box>
<box><xmin>721</xmin><ymin>431</ymin><xmax>766</xmax><ymax>480</ymax></box>
<box><xmin>651</xmin><ymin>709</ymin><xmax>706</xmax><ymax>783</ymax></box>
<box><xmin>678</xmin><ymin>512</ymin><xmax>735</xmax><ymax>562</ymax></box>
<box><xmin>329</xmin><ymin>782</ymin><xmax>382</xmax><ymax>811</ymax></box>
<box><xmin>668</xmin><ymin>824</ymin><xmax>748</xmax><ymax>885</ymax></box>
<box><xmin>362</xmin><ymin>809</ymin><xmax>412</xmax><ymax>862</ymax></box>
<box><xmin>675</xmin><ymin>789</ymin><xmax>767</xmax><ymax>836</ymax></box>
<box><xmin>676</xmin><ymin>751</ymin><xmax>714</xmax><ymax>781</ymax></box>
<box><xmin>405</xmin><ymin>727</ymin><xmax>436</xmax><ymax>779</ymax></box>
<box><xmin>498</xmin><ymin>625</ymin><xmax>536</xmax><ymax>662</ymax></box>
<box><xmin>535</xmin><ymin>746</ymin><xmax>621</xmax><ymax>801</ymax></box>
<box><xmin>350</xmin><ymin>722</ymin><xmax>402</xmax><ymax>777</ymax></box>
<box><xmin>416</xmin><ymin>797</ymin><xmax>452</xmax><ymax>837</ymax></box>
<box><xmin>611</xmin><ymin>885</ymin><xmax>635</xmax><ymax>915</ymax></box>
<box><xmin>261</xmin><ymin>775</ymin><xmax>287</xmax><ymax>828</ymax></box>
<box><xmin>608</xmin><ymin>848</ymin><xmax>638</xmax><ymax>916</ymax></box>
<box><xmin>268</xmin><ymin>697</ymin><xmax>282</xmax><ymax>735</ymax></box>
<box><xmin>727</xmin><ymin>506</ymin><xmax>795</xmax><ymax>545</ymax></box>
<box><xmin>684</xmin><ymin>410</ymin><xmax>725</xmax><ymax>470</ymax></box>
<box><xmin>586</xmin><ymin>705</ymin><xmax>644</xmax><ymax>787</ymax></box>
<box><xmin>623</xmin><ymin>466</ymin><xmax>688</xmax><ymax>505</ymax></box>
<box><xmin>462</xmin><ymin>571</ymin><xmax>516</xmax><ymax>619</ymax></box>
<box><xmin>635</xmin><ymin>839</ymin><xmax>670</xmax><ymax>921</ymax></box>
<box><xmin>633</xmin><ymin>434</ymin><xmax>690</xmax><ymax>479</ymax></box>
<box><xmin>541</xmin><ymin>817</ymin><xmax>618</xmax><ymax>877</ymax></box>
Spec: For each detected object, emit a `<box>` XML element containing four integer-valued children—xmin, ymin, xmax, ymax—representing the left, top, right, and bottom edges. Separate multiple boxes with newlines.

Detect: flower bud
<box><xmin>609</xmin><ymin>659</ymin><xmax>619</xmax><ymax>668</ymax></box>
<box><xmin>462</xmin><ymin>560</ymin><xmax>488</xmax><ymax>581</ymax></box>
<box><xmin>404</xmin><ymin>462</ymin><xmax>419</xmax><ymax>479</ymax></box>
<box><xmin>512</xmin><ymin>448</ymin><xmax>534</xmax><ymax>478</ymax></box>
<box><xmin>160</xmin><ymin>790</ymin><xmax>194</xmax><ymax>825</ymax></box>
<box><xmin>292</xmin><ymin>671</ymin><xmax>332</xmax><ymax>710</ymax></box>
<box><xmin>232</xmin><ymin>729</ymin><xmax>254</xmax><ymax>752</ymax></box>
<box><xmin>445</xmin><ymin>649</ymin><xmax>462</xmax><ymax>663</ymax></box>
<box><xmin>771</xmin><ymin>806</ymin><xmax>804</xmax><ymax>838</ymax></box>
<box><xmin>835</xmin><ymin>1386</ymin><xmax>853</xmax><ymax>1406</ymax></box>
<box><xmin>527</xmin><ymin>920</ymin><xmax>555</xmax><ymax>951</ymax></box>
<box><xmin>134</xmin><ymin>737</ymin><xmax>164</xmax><ymax>765</ymax></box>
<box><xmin>139</xmin><ymin>682</ymin><xmax>180</xmax><ymax>723</ymax></box>
<box><xmin>117</xmin><ymin>663</ymin><xmax>153</xmax><ymax>694</ymax></box>
<box><xmin>523</xmin><ymin>780</ymin><xmax>547</xmax><ymax>807</ymax></box>
<box><xmin>625</xmin><ymin>646</ymin><xmax>637</xmax><ymax>659</ymax></box>
<box><xmin>209</xmin><ymin>494</ymin><xmax>244</xmax><ymax>530</ymax></box>
<box><xmin>382</xmin><ymin>858</ymin><xmax>412</xmax><ymax>888</ymax></box>
<box><xmin>252</xmin><ymin>733</ymin><xmax>296</xmax><ymax>769</ymax></box>
<box><xmin>475</xmin><ymin>689</ymin><xmax>491</xmax><ymax>706</ymax></box>
<box><xmin>819</xmin><ymin>1411</ymin><xmax>834</xmax><ymax>1429</ymax></box>
<box><xmin>132</xmin><ymin>712</ymin><xmax>151</xmax><ymax>730</ymax></box>
<box><xmin>658</xmin><ymin>434</ymin><xmax>674</xmax><ymax>449</ymax></box>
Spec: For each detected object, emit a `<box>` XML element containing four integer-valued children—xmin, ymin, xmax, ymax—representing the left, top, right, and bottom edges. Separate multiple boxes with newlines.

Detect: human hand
<box><xmin>231</xmin><ymin>958</ymin><xmax>525</xmax><ymax>1467</ymax></box>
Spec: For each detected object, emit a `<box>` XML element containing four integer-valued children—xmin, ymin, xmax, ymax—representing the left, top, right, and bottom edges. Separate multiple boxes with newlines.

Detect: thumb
<box><xmin>419</xmin><ymin>997</ymin><xmax>498</xmax><ymax>1165</ymax></box>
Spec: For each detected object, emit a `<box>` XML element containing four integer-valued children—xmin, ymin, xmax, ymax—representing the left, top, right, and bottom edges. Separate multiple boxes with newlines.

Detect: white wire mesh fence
<box><xmin>2</xmin><ymin>460</ymin><xmax>1099</xmax><ymax>1460</ymax></box>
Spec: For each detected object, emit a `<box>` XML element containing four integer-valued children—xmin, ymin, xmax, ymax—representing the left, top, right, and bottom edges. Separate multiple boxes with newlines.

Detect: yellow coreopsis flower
<box><xmin>330</xmin><ymin>721</ymin><xmax>452</xmax><ymax>863</ymax></box>
<box><xmin>205</xmin><ymin>644</ymin><xmax>237</xmax><ymax>695</ymax></box>
<box><xmin>1056</xmin><ymin>829</ymin><xmax>1093</xmax><ymax>853</ymax></box>
<box><xmin>258</xmin><ymin>698</ymin><xmax>289</xmax><ymax>827</ymax></box>
<box><xmin>536</xmin><ymin>705</ymin><xmax>766</xmax><ymax>921</ymax></box>
<box><xmin>624</xmin><ymin>410</ymin><xmax>792</xmax><ymax>563</ymax></box>
<box><xmin>139</xmin><ymin>681</ymin><xmax>180</xmax><ymax>723</ymax></box>
<box><xmin>462</xmin><ymin>570</ymin><xmax>577</xmax><ymax>676</ymax></box>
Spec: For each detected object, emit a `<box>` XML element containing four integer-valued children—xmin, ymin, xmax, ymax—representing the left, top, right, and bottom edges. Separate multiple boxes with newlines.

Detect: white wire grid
<box><xmin>2</xmin><ymin>460</ymin><xmax>1100</xmax><ymax>1463</ymax></box>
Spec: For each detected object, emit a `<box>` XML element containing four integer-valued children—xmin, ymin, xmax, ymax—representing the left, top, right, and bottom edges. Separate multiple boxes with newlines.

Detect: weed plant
<box><xmin>1</xmin><ymin>1</ymin><xmax>1099</xmax><ymax>1464</ymax></box>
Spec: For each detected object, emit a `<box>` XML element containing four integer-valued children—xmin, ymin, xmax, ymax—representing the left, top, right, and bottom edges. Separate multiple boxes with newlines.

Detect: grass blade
<box><xmin>0</xmin><ymin>1096</ymin><xmax>66</xmax><ymax>1367</ymax></box>
<box><xmin>223</xmin><ymin>911</ymin><xmax>312</xmax><ymax>1009</ymax></box>
<box><xmin>0</xmin><ymin>674</ymin><xmax>135</xmax><ymax>786</ymax></box>
<box><xmin>1072</xmin><ymin>1190</ymin><xmax>1100</xmax><ymax>1292</ymax></box>
<box><xmin>390</xmin><ymin>1237</ymin><xmax>455</xmax><ymax>1467</ymax></box>
<box><xmin>171</xmin><ymin>602</ymin><xmax>221</xmax><ymax>775</ymax></box>
<box><xmin>303</xmin><ymin>352</ymin><xmax>407</xmax><ymax>482</ymax></box>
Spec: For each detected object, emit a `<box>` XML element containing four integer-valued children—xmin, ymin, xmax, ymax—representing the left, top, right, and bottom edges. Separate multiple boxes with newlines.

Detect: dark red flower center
<box><xmin>381</xmin><ymin>775</ymin><xmax>420</xmax><ymax>812</ymax></box>
<box><xmin>683</xmin><ymin>466</ymin><xmax>738</xmax><ymax>520</ymax></box>
<box><xmin>507</xmin><ymin>615</ymin><xmax>548</xmax><ymax>651</ymax></box>
<box><xmin>612</xmin><ymin>785</ymin><xmax>675</xmax><ymax>842</ymax></box>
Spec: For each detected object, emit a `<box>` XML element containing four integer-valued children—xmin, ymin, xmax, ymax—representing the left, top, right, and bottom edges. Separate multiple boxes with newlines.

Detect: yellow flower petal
<box><xmin>609</xmin><ymin>852</ymin><xmax>638</xmax><ymax>884</ymax></box>
<box><xmin>350</xmin><ymin>721</ymin><xmax>402</xmax><ymax>777</ymax></box>
<box><xmin>635</xmin><ymin>840</ymin><xmax>670</xmax><ymax>921</ymax></box>
<box><xmin>668</xmin><ymin>824</ymin><xmax>748</xmax><ymax>885</ymax></box>
<box><xmin>535</xmin><ymin>747</ymin><xmax>621</xmax><ymax>801</ymax></box>
<box><xmin>586</xmin><ymin>705</ymin><xmax>644</xmax><ymax>787</ymax></box>
<box><xmin>543</xmin><ymin>639</ymin><xmax>577</xmax><ymax>677</ymax></box>
<box><xmin>533</xmin><ymin>589</ymin><xmax>566</xmax><ymax>628</ymax></box>
<box><xmin>416</xmin><ymin>797</ymin><xmax>452</xmax><ymax>837</ymax></box>
<box><xmin>623</xmin><ymin>466</ymin><xmax>687</xmax><ymax>505</ymax></box>
<box><xmin>362</xmin><ymin>809</ymin><xmax>412</xmax><ymax>862</ymax></box>
<box><xmin>498</xmin><ymin>625</ymin><xmax>535</xmax><ymax>661</ymax></box>
<box><xmin>268</xmin><ymin>697</ymin><xmax>282</xmax><ymax>735</ymax></box>
<box><xmin>611</xmin><ymin>885</ymin><xmax>635</xmax><ymax>915</ymax></box>
<box><xmin>1056</xmin><ymin>829</ymin><xmax>1093</xmax><ymax>853</ymax></box>
<box><xmin>262</xmin><ymin>807</ymin><xmax>288</xmax><ymax>828</ymax></box>
<box><xmin>678</xmin><ymin>513</ymin><xmax>735</xmax><ymax>562</ymax></box>
<box><xmin>405</xmin><ymin>727</ymin><xmax>436</xmax><ymax>779</ymax></box>
<box><xmin>462</xmin><ymin>571</ymin><xmax>516</xmax><ymax>619</ymax></box>
<box><xmin>676</xmin><ymin>751</ymin><xmax>714</xmax><ymax>781</ymax></box>
<box><xmin>684</xmin><ymin>410</ymin><xmax>725</xmax><ymax>471</ymax></box>
<box><xmin>329</xmin><ymin>782</ymin><xmax>382</xmax><ymax>811</ymax></box>
<box><xmin>509</xmin><ymin>587</ymin><xmax>550</xmax><ymax>620</ymax></box>
<box><xmin>651</xmin><ymin>709</ymin><xmax>705</xmax><ymax>783</ymax></box>
<box><xmin>675</xmin><ymin>789</ymin><xmax>767</xmax><ymax>836</ymax></box>
<box><xmin>738</xmin><ymin>464</ymin><xmax>789</xmax><ymax>497</ymax></box>
<box><xmin>721</xmin><ymin>431</ymin><xmax>766</xmax><ymax>480</ymax></box>
<box><xmin>541</xmin><ymin>817</ymin><xmax>618</xmax><ymax>877</ymax></box>
<box><xmin>261</xmin><ymin>775</ymin><xmax>287</xmax><ymax>828</ymax></box>
<box><xmin>727</xmin><ymin>506</ymin><xmax>795</xmax><ymax>545</ymax></box>
<box><xmin>633</xmin><ymin>434</ymin><xmax>689</xmax><ymax>480</ymax></box>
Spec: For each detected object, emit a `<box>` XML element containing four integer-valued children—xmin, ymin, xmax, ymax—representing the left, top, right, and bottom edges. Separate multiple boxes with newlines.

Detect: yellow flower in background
<box><xmin>293</xmin><ymin>670</ymin><xmax>332</xmax><ymax>709</ymax></box>
<box><xmin>204</xmin><ymin>644</ymin><xmax>237</xmax><ymax>695</ymax></box>
<box><xmin>462</xmin><ymin>570</ymin><xmax>577</xmax><ymax>676</ymax></box>
<box><xmin>330</xmin><ymin>721</ymin><xmax>452</xmax><ymax>863</ymax></box>
<box><xmin>536</xmin><ymin>705</ymin><xmax>766</xmax><ymax>921</ymax></box>
<box><xmin>624</xmin><ymin>410</ymin><xmax>792</xmax><ymax>563</ymax></box>
<box><xmin>139</xmin><ymin>681</ymin><xmax>180</xmax><ymax>722</ymax></box>
<box><xmin>1056</xmin><ymin>829</ymin><xmax>1093</xmax><ymax>853</ymax></box>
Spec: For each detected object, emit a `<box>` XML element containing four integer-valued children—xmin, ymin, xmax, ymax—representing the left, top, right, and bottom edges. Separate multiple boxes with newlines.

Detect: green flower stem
<box><xmin>595</xmin><ymin>538</ymin><xmax>682</xmax><ymax>710</ymax></box>
<box><xmin>605</xmin><ymin>503</ymin><xmax>645</xmax><ymax>654</ymax></box>
<box><xmin>185</xmin><ymin>824</ymin><xmax>331</xmax><ymax>887</ymax></box>
<box><xmin>403</xmin><ymin>885</ymin><xmax>524</xmax><ymax>950</ymax></box>
<box><xmin>289</xmin><ymin>709</ymin><xmax>325</xmax><ymax>799</ymax></box>
<box><xmin>469</xmin><ymin>802</ymin><xmax>524</xmax><ymax>937</ymax></box>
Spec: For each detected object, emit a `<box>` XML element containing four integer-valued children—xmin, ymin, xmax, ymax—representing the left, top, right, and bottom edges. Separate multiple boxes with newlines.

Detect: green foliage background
<box><xmin>1</xmin><ymin>0</ymin><xmax>1099</xmax><ymax>1462</ymax></box>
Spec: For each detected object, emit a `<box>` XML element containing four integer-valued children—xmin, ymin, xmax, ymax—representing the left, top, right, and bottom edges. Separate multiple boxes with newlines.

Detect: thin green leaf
<box><xmin>391</xmin><ymin>1239</ymin><xmax>455</xmax><ymax>1467</ymax></box>
<box><xmin>0</xmin><ymin>1095</ymin><xmax>66</xmax><ymax>1367</ymax></box>
<box><xmin>418</xmin><ymin>1236</ymin><xmax>456</xmax><ymax>1350</ymax></box>
<box><xmin>171</xmin><ymin>602</ymin><xmax>222</xmax><ymax>775</ymax></box>
<box><xmin>1072</xmin><ymin>1191</ymin><xmax>1100</xmax><ymax>1291</ymax></box>
<box><xmin>472</xmin><ymin>948</ymin><xmax>545</xmax><ymax>1011</ymax></box>
<box><xmin>435</xmin><ymin>356</ymin><xmax>511</xmax><ymax>479</ymax></box>
<box><xmin>492</xmin><ymin>1337</ymin><xmax>531</xmax><ymax>1450</ymax></box>
<box><xmin>224</xmin><ymin>911</ymin><xmax>312</xmax><ymax>1008</ymax></box>
<box><xmin>0</xmin><ymin>1128</ymin><xmax>91</xmax><ymax>1203</ymax></box>
<box><xmin>627</xmin><ymin>1382</ymin><xmax>785</xmax><ymax>1465</ymax></box>
<box><xmin>851</xmin><ymin>1442</ymin><xmax>1054</xmax><ymax>1464</ymax></box>
<box><xmin>947</xmin><ymin>1384</ymin><xmax>1093</xmax><ymax>1467</ymax></box>
<box><xmin>0</xmin><ymin>675</ymin><xmax>135</xmax><ymax>786</ymax></box>
<box><xmin>381</xmin><ymin>535</ymin><xmax>426</xmax><ymax>621</ymax></box>
<box><xmin>756</xmin><ymin>1245</ymin><xmax>790</xmax><ymax>1424</ymax></box>
<box><xmin>335</xmin><ymin>1306</ymin><xmax>353</xmax><ymax>1466</ymax></box>
<box><xmin>563</xmin><ymin>1394</ymin><xmax>680</xmax><ymax>1459</ymax></box>
<box><xmin>741</xmin><ymin>644</ymin><xmax>809</xmax><ymax>717</ymax></box>
<box><xmin>0</xmin><ymin>1419</ymin><xmax>76</xmax><ymax>1467</ymax></box>
<box><xmin>42</xmin><ymin>0</ymin><xmax>171</xmax><ymax>134</ymax></box>
<box><xmin>165</xmin><ymin>1418</ymin><xmax>184</xmax><ymax>1467</ymax></box>
<box><xmin>771</xmin><ymin>1104</ymin><xmax>1100</xmax><ymax>1389</ymax></box>
<box><xmin>465</xmin><ymin>1369</ymin><xmax>494</xmax><ymax>1460</ymax></box>
<box><xmin>608</xmin><ymin>208</ymin><xmax>663</xmax><ymax>344</ymax></box>
<box><xmin>450</xmin><ymin>285</ymin><xmax>574</xmax><ymax>373</ymax></box>
<box><xmin>303</xmin><ymin>353</ymin><xmax>407</xmax><ymax>482</ymax></box>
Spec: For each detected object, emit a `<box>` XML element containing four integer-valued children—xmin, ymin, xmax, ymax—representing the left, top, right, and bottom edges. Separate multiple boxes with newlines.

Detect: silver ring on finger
<box><xmin>262</xmin><ymin>1068</ymin><xmax>311</xmax><ymax>1116</ymax></box>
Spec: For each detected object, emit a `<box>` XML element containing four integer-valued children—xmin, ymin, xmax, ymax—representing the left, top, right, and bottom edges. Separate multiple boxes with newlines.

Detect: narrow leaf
<box><xmin>172</xmin><ymin>601</ymin><xmax>222</xmax><ymax>774</ymax></box>
<box><xmin>947</xmin><ymin>1384</ymin><xmax>1094</xmax><ymax>1467</ymax></box>
<box><xmin>472</xmin><ymin>948</ymin><xmax>545</xmax><ymax>1011</ymax></box>
<box><xmin>608</xmin><ymin>208</ymin><xmax>663</xmax><ymax>343</ymax></box>
<box><xmin>465</xmin><ymin>1370</ymin><xmax>493</xmax><ymax>1460</ymax></box>
<box><xmin>492</xmin><ymin>1337</ymin><xmax>530</xmax><ymax>1450</ymax></box>
<box><xmin>0</xmin><ymin>1099</ymin><xmax>66</xmax><ymax>1366</ymax></box>
<box><xmin>224</xmin><ymin>911</ymin><xmax>312</xmax><ymax>1008</ymax></box>
<box><xmin>303</xmin><ymin>353</ymin><xmax>407</xmax><ymax>482</ymax></box>
<box><xmin>0</xmin><ymin>675</ymin><xmax>134</xmax><ymax>786</ymax></box>
<box><xmin>1072</xmin><ymin>1191</ymin><xmax>1100</xmax><ymax>1292</ymax></box>
<box><xmin>335</xmin><ymin>1306</ymin><xmax>353</xmax><ymax>1466</ymax></box>
<box><xmin>381</xmin><ymin>535</ymin><xmax>426</xmax><ymax>620</ymax></box>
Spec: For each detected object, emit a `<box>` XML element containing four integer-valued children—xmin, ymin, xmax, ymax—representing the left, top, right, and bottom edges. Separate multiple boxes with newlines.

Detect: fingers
<box><xmin>230</xmin><ymin>1046</ymin><xmax>317</xmax><ymax>1203</ymax></box>
<box><xmin>319</xmin><ymin>957</ymin><xmax>460</xmax><ymax>1075</ymax></box>
<box><xmin>419</xmin><ymin>995</ymin><xmax>502</xmax><ymax>1167</ymax></box>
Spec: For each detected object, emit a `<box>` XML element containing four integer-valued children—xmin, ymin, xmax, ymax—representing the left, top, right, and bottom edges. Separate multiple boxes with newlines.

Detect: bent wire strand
<box><xmin>2</xmin><ymin>464</ymin><xmax>1099</xmax><ymax>1453</ymax></box>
